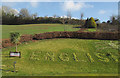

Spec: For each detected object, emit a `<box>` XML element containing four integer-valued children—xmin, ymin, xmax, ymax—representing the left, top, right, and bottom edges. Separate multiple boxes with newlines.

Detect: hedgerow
<box><xmin>2</xmin><ymin>31</ymin><xmax>119</xmax><ymax>48</ymax></box>
<box><xmin>33</xmin><ymin>31</ymin><xmax>119</xmax><ymax>40</ymax></box>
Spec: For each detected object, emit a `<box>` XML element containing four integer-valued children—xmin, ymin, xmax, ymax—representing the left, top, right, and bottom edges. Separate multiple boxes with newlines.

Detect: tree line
<box><xmin>1</xmin><ymin>6</ymin><xmax>119</xmax><ymax>27</ymax></box>
<box><xmin>1</xmin><ymin>6</ymin><xmax>85</xmax><ymax>25</ymax></box>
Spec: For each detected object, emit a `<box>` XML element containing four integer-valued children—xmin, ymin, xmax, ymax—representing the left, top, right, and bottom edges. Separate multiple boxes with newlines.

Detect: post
<box><xmin>13</xmin><ymin>61</ymin><xmax>16</xmax><ymax>72</ymax></box>
<box><xmin>16</xmin><ymin>43</ymin><xmax>17</xmax><ymax>52</ymax></box>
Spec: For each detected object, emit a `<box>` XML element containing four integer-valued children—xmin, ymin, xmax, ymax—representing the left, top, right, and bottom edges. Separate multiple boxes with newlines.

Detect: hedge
<box><xmin>2</xmin><ymin>31</ymin><xmax>119</xmax><ymax>48</ymax></box>
<box><xmin>33</xmin><ymin>31</ymin><xmax>119</xmax><ymax>40</ymax></box>
<box><xmin>2</xmin><ymin>35</ymin><xmax>33</xmax><ymax>48</ymax></box>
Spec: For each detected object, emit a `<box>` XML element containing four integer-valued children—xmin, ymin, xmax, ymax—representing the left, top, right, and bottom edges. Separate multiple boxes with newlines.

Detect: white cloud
<box><xmin>30</xmin><ymin>2</ymin><xmax>38</xmax><ymax>7</ymax></box>
<box><xmin>1</xmin><ymin>0</ymin><xmax>119</xmax><ymax>2</ymax></box>
<box><xmin>29</xmin><ymin>0</ymin><xmax>38</xmax><ymax>7</ymax></box>
<box><xmin>99</xmin><ymin>10</ymin><xmax>106</xmax><ymax>14</ymax></box>
<box><xmin>63</xmin><ymin>1</ymin><xmax>94</xmax><ymax>11</ymax></box>
<box><xmin>60</xmin><ymin>15</ymin><xmax>68</xmax><ymax>18</ymax></box>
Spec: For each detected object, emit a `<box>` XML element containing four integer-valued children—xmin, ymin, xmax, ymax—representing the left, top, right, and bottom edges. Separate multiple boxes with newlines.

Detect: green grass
<box><xmin>2</xmin><ymin>39</ymin><xmax>119</xmax><ymax>76</ymax></box>
<box><xmin>2</xmin><ymin>24</ymin><xmax>79</xmax><ymax>39</ymax></box>
<box><xmin>1</xmin><ymin>24</ymin><xmax>119</xmax><ymax>76</ymax></box>
<box><xmin>85</xmin><ymin>28</ymin><xmax>97</xmax><ymax>32</ymax></box>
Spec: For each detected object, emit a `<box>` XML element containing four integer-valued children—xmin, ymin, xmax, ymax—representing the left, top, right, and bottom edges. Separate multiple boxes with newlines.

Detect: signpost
<box><xmin>9</xmin><ymin>52</ymin><xmax>21</xmax><ymax>58</ymax></box>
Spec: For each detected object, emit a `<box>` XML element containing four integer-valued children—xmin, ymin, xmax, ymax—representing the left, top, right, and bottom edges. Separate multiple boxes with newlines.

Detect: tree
<box><xmin>80</xmin><ymin>13</ymin><xmax>84</xmax><ymax>20</ymax></box>
<box><xmin>89</xmin><ymin>17</ymin><xmax>97</xmax><ymax>28</ymax></box>
<box><xmin>10</xmin><ymin>32</ymin><xmax>21</xmax><ymax>52</ymax></box>
<box><xmin>107</xmin><ymin>20</ymin><xmax>111</xmax><ymax>24</ymax></box>
<box><xmin>84</xmin><ymin>17</ymin><xmax>97</xmax><ymax>28</ymax></box>
<box><xmin>110</xmin><ymin>15</ymin><xmax>118</xmax><ymax>25</ymax></box>
<box><xmin>79</xmin><ymin>13</ymin><xmax>85</xmax><ymax>27</ymax></box>
<box><xmin>53</xmin><ymin>14</ymin><xmax>57</xmax><ymax>18</ymax></box>
<box><xmin>19</xmin><ymin>8</ymin><xmax>30</xmax><ymax>18</ymax></box>
<box><xmin>2</xmin><ymin>6</ymin><xmax>18</xmax><ymax>16</ymax></box>
<box><xmin>32</xmin><ymin>13</ymin><xmax>37</xmax><ymax>19</ymax></box>
<box><xmin>84</xmin><ymin>18</ymin><xmax>89</xmax><ymax>28</ymax></box>
<box><xmin>60</xmin><ymin>16</ymin><xmax>67</xmax><ymax>31</ymax></box>
<box><xmin>67</xmin><ymin>10</ymin><xmax>72</xmax><ymax>24</ymax></box>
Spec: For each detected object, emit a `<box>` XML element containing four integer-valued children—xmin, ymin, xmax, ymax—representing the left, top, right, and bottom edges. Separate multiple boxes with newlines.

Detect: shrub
<box><xmin>84</xmin><ymin>18</ymin><xmax>89</xmax><ymax>28</ymax></box>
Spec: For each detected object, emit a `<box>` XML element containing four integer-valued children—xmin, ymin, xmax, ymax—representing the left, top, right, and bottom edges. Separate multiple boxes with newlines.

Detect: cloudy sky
<box><xmin>1</xmin><ymin>2</ymin><xmax>118</xmax><ymax>22</ymax></box>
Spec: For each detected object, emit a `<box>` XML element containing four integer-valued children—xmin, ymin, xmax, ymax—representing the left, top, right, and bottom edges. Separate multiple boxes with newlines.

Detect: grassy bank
<box><xmin>2</xmin><ymin>39</ymin><xmax>119</xmax><ymax>76</ymax></box>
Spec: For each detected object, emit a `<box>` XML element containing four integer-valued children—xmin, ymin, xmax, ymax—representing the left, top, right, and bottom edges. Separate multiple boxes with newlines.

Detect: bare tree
<box><xmin>110</xmin><ymin>15</ymin><xmax>118</xmax><ymax>25</ymax></box>
<box><xmin>53</xmin><ymin>14</ymin><xmax>57</xmax><ymax>18</ymax></box>
<box><xmin>80</xmin><ymin>13</ymin><xmax>84</xmax><ymax>20</ymax></box>
<box><xmin>19</xmin><ymin>8</ymin><xmax>30</xmax><ymax>18</ymax></box>
<box><xmin>32</xmin><ymin>13</ymin><xmax>37</xmax><ymax>19</ymax></box>
<box><xmin>2</xmin><ymin>6</ymin><xmax>19</xmax><ymax>16</ymax></box>
<box><xmin>67</xmin><ymin>10</ymin><xmax>72</xmax><ymax>24</ymax></box>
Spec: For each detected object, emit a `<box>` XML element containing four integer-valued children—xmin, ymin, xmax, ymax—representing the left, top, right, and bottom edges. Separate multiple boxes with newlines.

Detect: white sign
<box><xmin>10</xmin><ymin>52</ymin><xmax>21</xmax><ymax>58</ymax></box>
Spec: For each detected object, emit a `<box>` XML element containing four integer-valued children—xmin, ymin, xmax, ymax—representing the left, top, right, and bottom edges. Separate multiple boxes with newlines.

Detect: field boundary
<box><xmin>33</xmin><ymin>31</ymin><xmax>119</xmax><ymax>40</ymax></box>
<box><xmin>2</xmin><ymin>31</ymin><xmax>119</xmax><ymax>48</ymax></box>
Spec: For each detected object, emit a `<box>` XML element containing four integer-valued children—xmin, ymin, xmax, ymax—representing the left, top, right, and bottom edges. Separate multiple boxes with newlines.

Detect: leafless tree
<box><xmin>2</xmin><ymin>6</ymin><xmax>19</xmax><ymax>16</ymax></box>
<box><xmin>53</xmin><ymin>14</ymin><xmax>57</xmax><ymax>18</ymax></box>
<box><xmin>67</xmin><ymin>10</ymin><xmax>72</xmax><ymax>24</ymax></box>
<box><xmin>32</xmin><ymin>13</ymin><xmax>37</xmax><ymax>19</ymax></box>
<box><xmin>80</xmin><ymin>13</ymin><xmax>84</xmax><ymax>20</ymax></box>
<box><xmin>110</xmin><ymin>15</ymin><xmax>118</xmax><ymax>25</ymax></box>
<box><xmin>19</xmin><ymin>8</ymin><xmax>30</xmax><ymax>18</ymax></box>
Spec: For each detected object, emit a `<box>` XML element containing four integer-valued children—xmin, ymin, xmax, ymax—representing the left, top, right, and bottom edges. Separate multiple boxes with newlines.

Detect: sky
<box><xmin>1</xmin><ymin>2</ymin><xmax>118</xmax><ymax>22</ymax></box>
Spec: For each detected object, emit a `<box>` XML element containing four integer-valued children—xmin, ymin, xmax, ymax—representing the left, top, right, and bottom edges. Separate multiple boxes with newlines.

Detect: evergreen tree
<box><xmin>84</xmin><ymin>17</ymin><xmax>97</xmax><ymax>28</ymax></box>
<box><xmin>89</xmin><ymin>17</ymin><xmax>97</xmax><ymax>28</ymax></box>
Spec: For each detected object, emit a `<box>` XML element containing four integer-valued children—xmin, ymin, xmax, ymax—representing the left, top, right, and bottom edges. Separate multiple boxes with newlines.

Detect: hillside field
<box><xmin>2</xmin><ymin>39</ymin><xmax>119</xmax><ymax>76</ymax></box>
<box><xmin>1</xmin><ymin>24</ymin><xmax>119</xmax><ymax>76</ymax></box>
<box><xmin>2</xmin><ymin>24</ymin><xmax>79</xmax><ymax>39</ymax></box>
